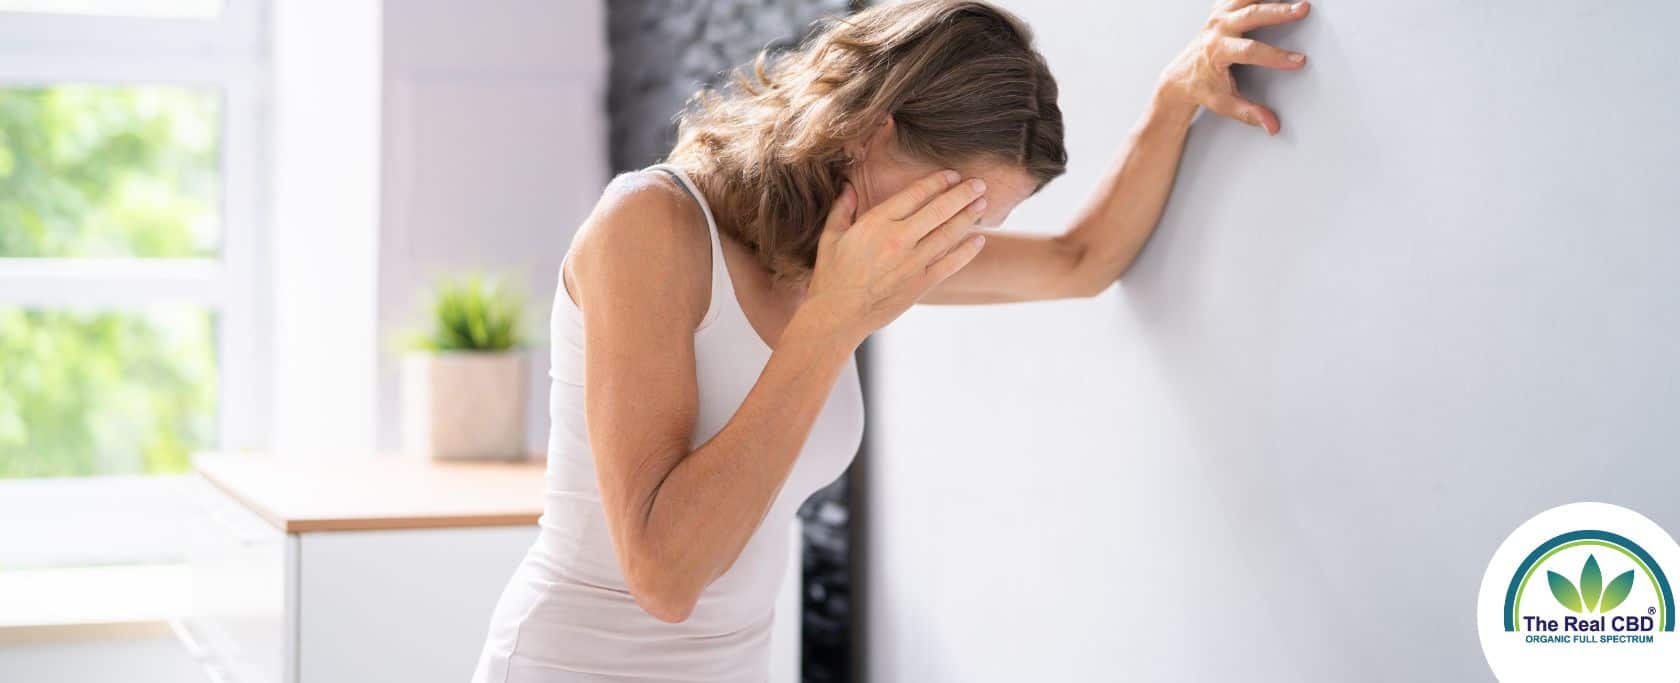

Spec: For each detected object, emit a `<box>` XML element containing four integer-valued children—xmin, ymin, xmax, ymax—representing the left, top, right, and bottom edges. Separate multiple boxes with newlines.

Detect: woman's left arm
<box><xmin>923</xmin><ymin>0</ymin><xmax>1311</xmax><ymax>305</ymax></box>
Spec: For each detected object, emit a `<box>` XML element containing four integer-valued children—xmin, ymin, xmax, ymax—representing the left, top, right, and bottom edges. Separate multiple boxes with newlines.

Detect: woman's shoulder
<box><xmin>563</xmin><ymin>168</ymin><xmax>713</xmax><ymax>321</ymax></box>
<box><xmin>586</xmin><ymin>168</ymin><xmax>704</xmax><ymax>236</ymax></box>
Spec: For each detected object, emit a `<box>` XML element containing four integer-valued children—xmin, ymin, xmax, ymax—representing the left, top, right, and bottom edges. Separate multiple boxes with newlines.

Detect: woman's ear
<box><xmin>863</xmin><ymin>115</ymin><xmax>896</xmax><ymax>162</ymax></box>
<box><xmin>841</xmin><ymin>116</ymin><xmax>898</xmax><ymax>208</ymax></box>
<box><xmin>843</xmin><ymin>115</ymin><xmax>897</xmax><ymax>165</ymax></box>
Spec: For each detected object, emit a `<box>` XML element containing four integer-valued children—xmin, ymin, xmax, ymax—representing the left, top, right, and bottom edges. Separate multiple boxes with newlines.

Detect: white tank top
<box><xmin>473</xmin><ymin>164</ymin><xmax>865</xmax><ymax>683</ymax></box>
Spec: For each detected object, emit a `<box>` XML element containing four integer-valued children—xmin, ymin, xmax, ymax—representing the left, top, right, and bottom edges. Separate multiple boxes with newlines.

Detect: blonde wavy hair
<box><xmin>665</xmin><ymin>0</ymin><xmax>1067</xmax><ymax>282</ymax></box>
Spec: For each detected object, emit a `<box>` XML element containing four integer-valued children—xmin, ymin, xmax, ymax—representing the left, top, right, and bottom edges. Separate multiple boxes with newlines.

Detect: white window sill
<box><xmin>0</xmin><ymin>475</ymin><xmax>199</xmax><ymax>627</ymax></box>
<box><xmin>0</xmin><ymin>565</ymin><xmax>189</xmax><ymax>628</ymax></box>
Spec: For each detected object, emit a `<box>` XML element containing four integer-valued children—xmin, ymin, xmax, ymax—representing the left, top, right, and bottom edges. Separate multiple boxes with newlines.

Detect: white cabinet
<box><xmin>293</xmin><ymin>526</ymin><xmax>536</xmax><ymax>683</ymax></box>
<box><xmin>183</xmin><ymin>455</ymin><xmax>543</xmax><ymax>683</ymax></box>
<box><xmin>186</xmin><ymin>511</ymin><xmax>535</xmax><ymax>683</ymax></box>
<box><xmin>184</xmin><ymin>478</ymin><xmax>288</xmax><ymax>683</ymax></box>
<box><xmin>184</xmin><ymin>454</ymin><xmax>803</xmax><ymax>683</ymax></box>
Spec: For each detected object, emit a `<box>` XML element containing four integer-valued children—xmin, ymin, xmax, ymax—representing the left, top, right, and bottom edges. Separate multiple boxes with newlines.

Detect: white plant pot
<box><xmin>401</xmin><ymin>351</ymin><xmax>527</xmax><ymax>460</ymax></box>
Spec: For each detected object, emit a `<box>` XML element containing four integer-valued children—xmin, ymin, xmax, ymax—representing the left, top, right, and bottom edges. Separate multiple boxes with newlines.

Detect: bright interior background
<box><xmin>6</xmin><ymin>0</ymin><xmax>1680</xmax><ymax>681</ymax></box>
<box><xmin>0</xmin><ymin>0</ymin><xmax>606</xmax><ymax>672</ymax></box>
<box><xmin>863</xmin><ymin>1</ymin><xmax>1680</xmax><ymax>681</ymax></box>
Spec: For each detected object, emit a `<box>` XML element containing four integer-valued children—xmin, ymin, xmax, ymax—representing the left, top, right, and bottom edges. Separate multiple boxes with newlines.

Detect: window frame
<box><xmin>0</xmin><ymin>1</ymin><xmax>272</xmax><ymax>464</ymax></box>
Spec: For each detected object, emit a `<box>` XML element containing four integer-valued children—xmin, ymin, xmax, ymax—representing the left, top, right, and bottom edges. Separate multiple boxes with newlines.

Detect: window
<box><xmin>0</xmin><ymin>0</ymin><xmax>267</xmax><ymax>619</ymax></box>
<box><xmin>0</xmin><ymin>85</ymin><xmax>222</xmax><ymax>260</ymax></box>
<box><xmin>1</xmin><ymin>85</ymin><xmax>223</xmax><ymax>477</ymax></box>
<box><xmin>0</xmin><ymin>1</ymin><xmax>222</xmax><ymax>19</ymax></box>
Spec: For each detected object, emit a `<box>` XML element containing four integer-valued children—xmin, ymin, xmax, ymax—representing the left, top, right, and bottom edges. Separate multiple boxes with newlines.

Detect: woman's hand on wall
<box><xmin>800</xmin><ymin>170</ymin><xmax>988</xmax><ymax>343</ymax></box>
<box><xmin>1158</xmin><ymin>0</ymin><xmax>1311</xmax><ymax>135</ymax></box>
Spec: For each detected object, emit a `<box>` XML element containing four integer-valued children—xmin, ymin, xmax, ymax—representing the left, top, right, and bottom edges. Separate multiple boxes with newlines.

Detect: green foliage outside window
<box><xmin>0</xmin><ymin>86</ymin><xmax>221</xmax><ymax>478</ymax></box>
<box><xmin>0</xmin><ymin>307</ymin><xmax>216</xmax><ymax>478</ymax></box>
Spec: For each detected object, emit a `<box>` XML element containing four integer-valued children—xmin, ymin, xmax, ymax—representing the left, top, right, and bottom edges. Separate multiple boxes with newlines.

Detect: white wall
<box><xmin>270</xmin><ymin>0</ymin><xmax>383</xmax><ymax>451</ymax></box>
<box><xmin>268</xmin><ymin>0</ymin><xmax>607</xmax><ymax>453</ymax></box>
<box><xmin>376</xmin><ymin>0</ymin><xmax>608</xmax><ymax>453</ymax></box>
<box><xmin>863</xmin><ymin>2</ymin><xmax>1680</xmax><ymax>681</ymax></box>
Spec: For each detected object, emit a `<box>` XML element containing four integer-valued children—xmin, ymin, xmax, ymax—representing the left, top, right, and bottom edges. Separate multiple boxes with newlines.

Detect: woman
<box><xmin>474</xmin><ymin>1</ymin><xmax>1309</xmax><ymax>680</ymax></box>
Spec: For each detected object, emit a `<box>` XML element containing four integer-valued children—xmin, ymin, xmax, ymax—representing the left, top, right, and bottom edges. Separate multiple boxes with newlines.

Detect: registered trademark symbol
<box><xmin>1650</xmin><ymin>606</ymin><xmax>1658</xmax><ymax>615</ymax></box>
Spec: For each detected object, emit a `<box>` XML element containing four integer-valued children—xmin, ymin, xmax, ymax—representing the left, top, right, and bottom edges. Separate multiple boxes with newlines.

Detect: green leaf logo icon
<box><xmin>1549</xmin><ymin>570</ymin><xmax>1584</xmax><ymax>613</ymax></box>
<box><xmin>1600</xmin><ymin>570</ymin><xmax>1636</xmax><ymax>613</ymax></box>
<box><xmin>1581</xmin><ymin>555</ymin><xmax>1603</xmax><ymax>611</ymax></box>
<box><xmin>1547</xmin><ymin>555</ymin><xmax>1636</xmax><ymax>614</ymax></box>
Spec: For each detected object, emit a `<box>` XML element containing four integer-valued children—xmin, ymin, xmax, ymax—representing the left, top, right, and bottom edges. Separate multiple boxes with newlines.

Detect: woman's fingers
<box><xmin>1157</xmin><ymin>0</ymin><xmax>1307</xmax><ymax>136</ymax></box>
<box><xmin>918</xmin><ymin>233</ymin><xmax>987</xmax><ymax>290</ymax></box>
<box><xmin>1224</xmin><ymin>1</ymin><xmax>1309</xmax><ymax>33</ymax></box>
<box><xmin>816</xmin><ymin>183</ymin><xmax>857</xmax><ymax>254</ymax></box>
<box><xmin>1207</xmin><ymin>92</ymin><xmax>1279</xmax><ymax>134</ymax></box>
<box><xmin>875</xmin><ymin>169</ymin><xmax>962</xmax><ymax>220</ymax></box>
<box><xmin>912</xmin><ymin>195</ymin><xmax>987</xmax><ymax>264</ymax></box>
<box><xmin>823</xmin><ymin>183</ymin><xmax>857</xmax><ymax>233</ymax></box>
<box><xmin>903</xmin><ymin>178</ymin><xmax>987</xmax><ymax>239</ymax></box>
<box><xmin>1219</xmin><ymin>36</ymin><xmax>1305</xmax><ymax>70</ymax></box>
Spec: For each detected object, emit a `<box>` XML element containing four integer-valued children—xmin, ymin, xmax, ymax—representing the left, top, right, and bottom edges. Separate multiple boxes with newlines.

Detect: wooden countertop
<box><xmin>195</xmin><ymin>453</ymin><xmax>546</xmax><ymax>533</ymax></box>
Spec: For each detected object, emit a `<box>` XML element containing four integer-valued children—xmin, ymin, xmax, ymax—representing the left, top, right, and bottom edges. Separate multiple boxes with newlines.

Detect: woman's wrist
<box><xmin>1147</xmin><ymin>82</ymin><xmax>1200</xmax><ymax>134</ymax></box>
<box><xmin>784</xmin><ymin>295</ymin><xmax>867</xmax><ymax>357</ymax></box>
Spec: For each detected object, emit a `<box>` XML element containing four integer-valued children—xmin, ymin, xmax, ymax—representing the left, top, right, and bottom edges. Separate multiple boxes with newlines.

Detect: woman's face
<box><xmin>843</xmin><ymin>121</ymin><xmax>1039</xmax><ymax>230</ymax></box>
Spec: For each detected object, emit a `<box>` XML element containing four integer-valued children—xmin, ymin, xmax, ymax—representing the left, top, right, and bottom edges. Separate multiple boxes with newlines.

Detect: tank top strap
<box><xmin>644</xmin><ymin>163</ymin><xmax>736</xmax><ymax>331</ymax></box>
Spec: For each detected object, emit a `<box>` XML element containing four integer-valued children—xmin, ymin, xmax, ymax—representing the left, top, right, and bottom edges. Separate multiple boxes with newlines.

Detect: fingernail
<box><xmin>972</xmin><ymin>197</ymin><xmax>989</xmax><ymax>212</ymax></box>
<box><xmin>943</xmin><ymin>170</ymin><xmax>961</xmax><ymax>184</ymax></box>
<box><xmin>969</xmin><ymin>178</ymin><xmax>987</xmax><ymax>193</ymax></box>
<box><xmin>1289</xmin><ymin>53</ymin><xmax>1306</xmax><ymax>64</ymax></box>
<box><xmin>973</xmin><ymin>235</ymin><xmax>987</xmax><ymax>248</ymax></box>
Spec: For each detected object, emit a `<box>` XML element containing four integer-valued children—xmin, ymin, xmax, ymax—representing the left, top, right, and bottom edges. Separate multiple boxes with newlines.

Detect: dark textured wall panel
<box><xmin>607</xmin><ymin>0</ymin><xmax>854</xmax><ymax>174</ymax></box>
<box><xmin>604</xmin><ymin>2</ymin><xmax>861</xmax><ymax>681</ymax></box>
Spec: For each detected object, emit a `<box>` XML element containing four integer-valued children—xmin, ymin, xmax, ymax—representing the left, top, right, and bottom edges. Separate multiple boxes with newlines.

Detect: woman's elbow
<box><xmin>1080</xmin><ymin>253</ymin><xmax>1146</xmax><ymax>296</ymax></box>
<box><xmin>623</xmin><ymin>549</ymin><xmax>701</xmax><ymax>624</ymax></box>
<box><xmin>1073</xmin><ymin>277</ymin><xmax>1114</xmax><ymax>299</ymax></box>
<box><xmin>1059</xmin><ymin>269</ymin><xmax>1120</xmax><ymax>299</ymax></box>
<box><xmin>1051</xmin><ymin>237</ymin><xmax>1125</xmax><ymax>299</ymax></box>
<box><xmin>632</xmin><ymin>588</ymin><xmax>697</xmax><ymax>624</ymax></box>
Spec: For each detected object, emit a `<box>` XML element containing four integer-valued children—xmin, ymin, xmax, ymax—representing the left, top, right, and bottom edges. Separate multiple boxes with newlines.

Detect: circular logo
<box><xmin>1477</xmin><ymin>502</ymin><xmax>1680</xmax><ymax>682</ymax></box>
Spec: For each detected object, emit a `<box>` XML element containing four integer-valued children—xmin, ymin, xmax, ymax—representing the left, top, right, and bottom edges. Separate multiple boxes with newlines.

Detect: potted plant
<box><xmin>401</xmin><ymin>275</ymin><xmax>528</xmax><ymax>460</ymax></box>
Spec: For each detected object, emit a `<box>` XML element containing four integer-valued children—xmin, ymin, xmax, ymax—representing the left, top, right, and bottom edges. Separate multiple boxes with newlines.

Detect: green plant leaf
<box><xmin>409</xmin><ymin>274</ymin><xmax>525</xmax><ymax>352</ymax></box>
<box><xmin>1581</xmin><ymin>555</ymin><xmax>1603</xmax><ymax>612</ymax></box>
<box><xmin>1548</xmin><ymin>570</ymin><xmax>1583</xmax><ymax>613</ymax></box>
<box><xmin>1599</xmin><ymin>570</ymin><xmax>1636</xmax><ymax>613</ymax></box>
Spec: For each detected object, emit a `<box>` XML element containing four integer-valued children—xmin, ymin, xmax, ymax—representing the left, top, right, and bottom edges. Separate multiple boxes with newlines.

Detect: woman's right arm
<box><xmin>570</xmin><ymin>169</ymin><xmax>987</xmax><ymax>623</ymax></box>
